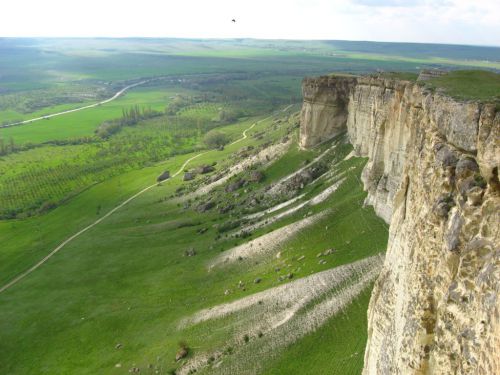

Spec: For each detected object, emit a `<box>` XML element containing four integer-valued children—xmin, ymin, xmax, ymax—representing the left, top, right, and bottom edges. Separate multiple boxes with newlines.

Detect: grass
<box><xmin>0</xmin><ymin>38</ymin><xmax>497</xmax><ymax>375</ymax></box>
<box><xmin>422</xmin><ymin>70</ymin><xmax>500</xmax><ymax>101</ymax></box>
<box><xmin>0</xmin><ymin>85</ymin><xmax>185</xmax><ymax>144</ymax></box>
<box><xmin>261</xmin><ymin>285</ymin><xmax>373</xmax><ymax>375</ymax></box>
<box><xmin>0</xmin><ymin>112</ymin><xmax>388</xmax><ymax>374</ymax></box>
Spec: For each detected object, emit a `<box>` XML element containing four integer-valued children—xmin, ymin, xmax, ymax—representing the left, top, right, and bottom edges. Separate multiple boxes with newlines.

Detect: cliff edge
<box><xmin>300</xmin><ymin>74</ymin><xmax>499</xmax><ymax>374</ymax></box>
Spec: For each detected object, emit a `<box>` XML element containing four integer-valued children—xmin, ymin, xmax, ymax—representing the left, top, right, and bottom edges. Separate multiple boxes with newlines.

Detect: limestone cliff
<box><xmin>300</xmin><ymin>75</ymin><xmax>500</xmax><ymax>374</ymax></box>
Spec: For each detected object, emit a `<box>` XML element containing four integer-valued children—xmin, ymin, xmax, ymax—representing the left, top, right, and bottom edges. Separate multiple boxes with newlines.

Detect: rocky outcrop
<box><xmin>300</xmin><ymin>75</ymin><xmax>499</xmax><ymax>374</ymax></box>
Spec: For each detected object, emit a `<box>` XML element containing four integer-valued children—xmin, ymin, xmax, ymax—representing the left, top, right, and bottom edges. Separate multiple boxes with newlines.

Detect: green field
<box><xmin>0</xmin><ymin>38</ymin><xmax>498</xmax><ymax>375</ymax></box>
<box><xmin>420</xmin><ymin>70</ymin><xmax>500</xmax><ymax>101</ymax></box>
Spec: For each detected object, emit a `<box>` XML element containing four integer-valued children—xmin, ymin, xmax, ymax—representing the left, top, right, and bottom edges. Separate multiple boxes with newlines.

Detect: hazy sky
<box><xmin>2</xmin><ymin>0</ymin><xmax>499</xmax><ymax>46</ymax></box>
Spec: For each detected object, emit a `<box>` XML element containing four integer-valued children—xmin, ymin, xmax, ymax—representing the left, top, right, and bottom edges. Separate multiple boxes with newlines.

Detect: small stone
<box><xmin>276</xmin><ymin>252</ymin><xmax>281</xmax><ymax>259</ymax></box>
<box><xmin>254</xmin><ymin>278</ymin><xmax>262</xmax><ymax>284</ymax></box>
<box><xmin>297</xmin><ymin>255</ymin><xmax>305</xmax><ymax>261</ymax></box>
<box><xmin>115</xmin><ymin>343</ymin><xmax>123</xmax><ymax>349</ymax></box>
<box><xmin>115</xmin><ymin>363</ymin><xmax>122</xmax><ymax>368</ymax></box>
<box><xmin>184</xmin><ymin>248</ymin><xmax>197</xmax><ymax>257</ymax></box>
<box><xmin>224</xmin><ymin>289</ymin><xmax>231</xmax><ymax>295</ymax></box>
<box><xmin>287</xmin><ymin>273</ymin><xmax>294</xmax><ymax>279</ymax></box>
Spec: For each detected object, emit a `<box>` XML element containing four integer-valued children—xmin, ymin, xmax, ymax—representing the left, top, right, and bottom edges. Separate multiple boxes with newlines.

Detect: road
<box><xmin>1</xmin><ymin>80</ymin><xmax>152</xmax><ymax>128</ymax></box>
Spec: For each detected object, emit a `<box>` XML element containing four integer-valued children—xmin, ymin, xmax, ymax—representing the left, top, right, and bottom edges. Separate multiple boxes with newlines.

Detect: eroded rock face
<box><xmin>299</xmin><ymin>76</ymin><xmax>357</xmax><ymax>148</ymax></box>
<box><xmin>300</xmin><ymin>75</ymin><xmax>500</xmax><ymax>375</ymax></box>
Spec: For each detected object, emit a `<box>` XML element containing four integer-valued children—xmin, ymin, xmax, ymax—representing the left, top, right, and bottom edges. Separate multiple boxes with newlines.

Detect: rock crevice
<box><xmin>300</xmin><ymin>75</ymin><xmax>499</xmax><ymax>374</ymax></box>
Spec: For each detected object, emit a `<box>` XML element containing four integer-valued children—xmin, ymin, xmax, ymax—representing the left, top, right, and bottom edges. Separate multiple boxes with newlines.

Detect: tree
<box><xmin>204</xmin><ymin>131</ymin><xmax>229</xmax><ymax>149</ymax></box>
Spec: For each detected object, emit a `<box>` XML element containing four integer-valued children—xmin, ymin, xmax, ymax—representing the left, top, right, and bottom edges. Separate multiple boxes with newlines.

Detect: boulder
<box><xmin>225</xmin><ymin>179</ymin><xmax>245</xmax><ymax>192</ymax></box>
<box><xmin>197</xmin><ymin>165</ymin><xmax>215</xmax><ymax>174</ymax></box>
<box><xmin>175</xmin><ymin>347</ymin><xmax>188</xmax><ymax>361</ymax></box>
<box><xmin>197</xmin><ymin>201</ymin><xmax>215</xmax><ymax>212</ymax></box>
<box><xmin>157</xmin><ymin>170</ymin><xmax>170</xmax><ymax>182</ymax></box>
<box><xmin>248</xmin><ymin>170</ymin><xmax>265</xmax><ymax>183</ymax></box>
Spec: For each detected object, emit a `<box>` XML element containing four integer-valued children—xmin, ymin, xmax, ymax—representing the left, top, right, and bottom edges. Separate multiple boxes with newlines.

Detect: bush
<box><xmin>204</xmin><ymin>131</ymin><xmax>229</xmax><ymax>149</ymax></box>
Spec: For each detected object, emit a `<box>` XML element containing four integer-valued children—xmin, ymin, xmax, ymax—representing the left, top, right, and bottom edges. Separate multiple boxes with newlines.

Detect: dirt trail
<box><xmin>0</xmin><ymin>152</ymin><xmax>204</xmax><ymax>294</ymax></box>
<box><xmin>0</xmin><ymin>105</ymin><xmax>294</xmax><ymax>294</ymax></box>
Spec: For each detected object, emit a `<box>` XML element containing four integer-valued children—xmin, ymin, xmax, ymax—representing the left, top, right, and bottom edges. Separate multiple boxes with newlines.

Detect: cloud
<box><xmin>0</xmin><ymin>0</ymin><xmax>498</xmax><ymax>46</ymax></box>
<box><xmin>352</xmin><ymin>0</ymin><xmax>424</xmax><ymax>6</ymax></box>
<box><xmin>352</xmin><ymin>0</ymin><xmax>453</xmax><ymax>7</ymax></box>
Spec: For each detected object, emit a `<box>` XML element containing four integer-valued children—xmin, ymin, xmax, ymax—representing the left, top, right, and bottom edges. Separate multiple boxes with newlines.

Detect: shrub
<box><xmin>204</xmin><ymin>131</ymin><xmax>229</xmax><ymax>149</ymax></box>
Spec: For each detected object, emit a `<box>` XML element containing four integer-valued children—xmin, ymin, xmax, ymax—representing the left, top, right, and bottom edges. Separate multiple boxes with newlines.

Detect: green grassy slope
<box><xmin>0</xmin><ymin>109</ymin><xmax>387</xmax><ymax>374</ymax></box>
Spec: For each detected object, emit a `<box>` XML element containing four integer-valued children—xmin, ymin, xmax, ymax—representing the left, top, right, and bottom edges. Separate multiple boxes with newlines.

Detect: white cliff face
<box><xmin>300</xmin><ymin>75</ymin><xmax>500</xmax><ymax>375</ymax></box>
<box><xmin>300</xmin><ymin>76</ymin><xmax>357</xmax><ymax>148</ymax></box>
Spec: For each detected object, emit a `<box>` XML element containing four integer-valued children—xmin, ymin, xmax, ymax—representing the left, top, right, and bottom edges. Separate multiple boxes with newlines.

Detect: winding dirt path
<box><xmin>0</xmin><ymin>152</ymin><xmax>206</xmax><ymax>294</ymax></box>
<box><xmin>0</xmin><ymin>105</ymin><xmax>296</xmax><ymax>294</ymax></box>
<box><xmin>1</xmin><ymin>80</ymin><xmax>153</xmax><ymax>128</ymax></box>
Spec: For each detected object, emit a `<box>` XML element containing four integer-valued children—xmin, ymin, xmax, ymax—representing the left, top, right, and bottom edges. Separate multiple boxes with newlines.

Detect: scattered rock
<box><xmin>224</xmin><ymin>289</ymin><xmax>231</xmax><ymax>295</ymax></box>
<box><xmin>323</xmin><ymin>248</ymin><xmax>335</xmax><ymax>255</ymax></box>
<box><xmin>297</xmin><ymin>255</ymin><xmax>305</xmax><ymax>261</ymax></box>
<box><xmin>254</xmin><ymin>278</ymin><xmax>261</xmax><ymax>284</ymax></box>
<box><xmin>115</xmin><ymin>343</ymin><xmax>123</xmax><ymax>349</ymax></box>
<box><xmin>197</xmin><ymin>227</ymin><xmax>208</xmax><ymax>234</ymax></box>
<box><xmin>287</xmin><ymin>273</ymin><xmax>294</xmax><ymax>279</ymax></box>
<box><xmin>183</xmin><ymin>172</ymin><xmax>195</xmax><ymax>181</ymax></box>
<box><xmin>115</xmin><ymin>363</ymin><xmax>122</xmax><ymax>368</ymax></box>
<box><xmin>129</xmin><ymin>367</ymin><xmax>140</xmax><ymax>373</ymax></box>
<box><xmin>319</xmin><ymin>259</ymin><xmax>327</xmax><ymax>265</ymax></box>
<box><xmin>276</xmin><ymin>252</ymin><xmax>281</xmax><ymax>259</ymax></box>
<box><xmin>184</xmin><ymin>248</ymin><xmax>197</xmax><ymax>257</ymax></box>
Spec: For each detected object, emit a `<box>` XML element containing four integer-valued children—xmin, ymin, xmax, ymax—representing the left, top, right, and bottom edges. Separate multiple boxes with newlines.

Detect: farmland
<box><xmin>0</xmin><ymin>38</ymin><xmax>498</xmax><ymax>374</ymax></box>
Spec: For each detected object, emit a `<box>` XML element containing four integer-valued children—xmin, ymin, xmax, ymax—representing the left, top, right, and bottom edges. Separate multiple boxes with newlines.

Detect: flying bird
<box><xmin>232</xmin><ymin>19</ymin><xmax>236</xmax><ymax>23</ymax></box>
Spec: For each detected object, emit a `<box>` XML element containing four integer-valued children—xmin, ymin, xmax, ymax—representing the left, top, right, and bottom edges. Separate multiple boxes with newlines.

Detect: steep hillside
<box><xmin>0</xmin><ymin>105</ymin><xmax>389</xmax><ymax>374</ymax></box>
<box><xmin>300</xmin><ymin>74</ymin><xmax>499</xmax><ymax>374</ymax></box>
